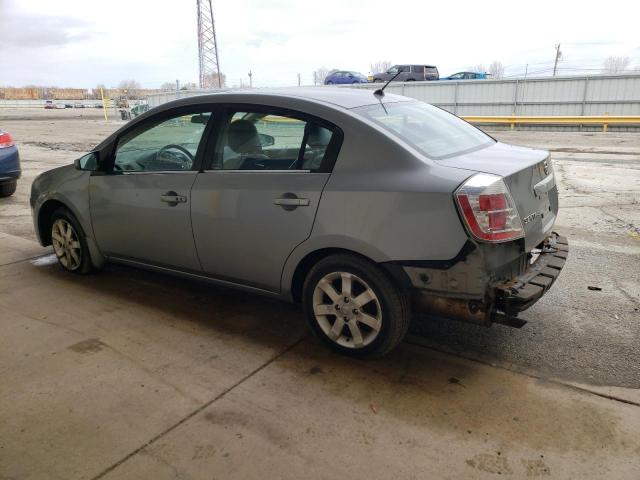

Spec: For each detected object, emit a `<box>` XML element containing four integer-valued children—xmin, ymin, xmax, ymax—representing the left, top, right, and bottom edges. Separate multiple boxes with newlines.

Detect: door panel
<box><xmin>90</xmin><ymin>172</ymin><xmax>201</xmax><ymax>270</ymax></box>
<box><xmin>191</xmin><ymin>172</ymin><xmax>330</xmax><ymax>291</ymax></box>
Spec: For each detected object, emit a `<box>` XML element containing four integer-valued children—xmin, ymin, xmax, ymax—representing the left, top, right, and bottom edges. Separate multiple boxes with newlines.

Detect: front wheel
<box><xmin>302</xmin><ymin>254</ymin><xmax>411</xmax><ymax>358</ymax></box>
<box><xmin>50</xmin><ymin>208</ymin><xmax>93</xmax><ymax>274</ymax></box>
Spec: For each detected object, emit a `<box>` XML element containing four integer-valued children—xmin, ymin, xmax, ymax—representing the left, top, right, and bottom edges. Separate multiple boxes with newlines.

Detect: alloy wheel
<box><xmin>312</xmin><ymin>271</ymin><xmax>382</xmax><ymax>348</ymax></box>
<box><xmin>51</xmin><ymin>218</ymin><xmax>82</xmax><ymax>271</ymax></box>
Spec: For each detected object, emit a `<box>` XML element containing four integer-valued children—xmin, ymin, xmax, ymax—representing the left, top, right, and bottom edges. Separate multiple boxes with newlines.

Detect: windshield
<box><xmin>353</xmin><ymin>101</ymin><xmax>494</xmax><ymax>159</ymax></box>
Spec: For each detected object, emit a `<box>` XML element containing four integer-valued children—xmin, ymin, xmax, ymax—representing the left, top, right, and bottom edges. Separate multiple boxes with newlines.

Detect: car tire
<box><xmin>326</xmin><ymin>81</ymin><xmax>333</xmax><ymax>85</ymax></box>
<box><xmin>50</xmin><ymin>207</ymin><xmax>93</xmax><ymax>274</ymax></box>
<box><xmin>302</xmin><ymin>254</ymin><xmax>411</xmax><ymax>358</ymax></box>
<box><xmin>373</xmin><ymin>78</ymin><xmax>383</xmax><ymax>83</ymax></box>
<box><xmin>0</xmin><ymin>180</ymin><xmax>17</xmax><ymax>198</ymax></box>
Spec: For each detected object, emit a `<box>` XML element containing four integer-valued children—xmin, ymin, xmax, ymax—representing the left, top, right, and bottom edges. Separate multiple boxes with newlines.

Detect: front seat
<box><xmin>224</xmin><ymin>119</ymin><xmax>266</xmax><ymax>169</ymax></box>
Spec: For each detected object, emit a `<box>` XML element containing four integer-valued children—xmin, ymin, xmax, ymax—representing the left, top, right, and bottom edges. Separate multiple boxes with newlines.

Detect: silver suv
<box><xmin>30</xmin><ymin>88</ymin><xmax>567</xmax><ymax>357</ymax></box>
<box><xmin>371</xmin><ymin>65</ymin><xmax>439</xmax><ymax>82</ymax></box>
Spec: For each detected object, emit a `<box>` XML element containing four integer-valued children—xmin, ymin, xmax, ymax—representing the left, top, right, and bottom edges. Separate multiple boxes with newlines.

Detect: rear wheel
<box><xmin>50</xmin><ymin>208</ymin><xmax>93</xmax><ymax>274</ymax></box>
<box><xmin>302</xmin><ymin>254</ymin><xmax>410</xmax><ymax>358</ymax></box>
<box><xmin>326</xmin><ymin>81</ymin><xmax>334</xmax><ymax>85</ymax></box>
<box><xmin>0</xmin><ymin>180</ymin><xmax>17</xmax><ymax>197</ymax></box>
<box><xmin>373</xmin><ymin>78</ymin><xmax>383</xmax><ymax>83</ymax></box>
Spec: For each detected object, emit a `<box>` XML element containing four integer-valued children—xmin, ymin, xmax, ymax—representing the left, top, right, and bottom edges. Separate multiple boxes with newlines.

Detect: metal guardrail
<box><xmin>461</xmin><ymin>115</ymin><xmax>640</xmax><ymax>132</ymax></box>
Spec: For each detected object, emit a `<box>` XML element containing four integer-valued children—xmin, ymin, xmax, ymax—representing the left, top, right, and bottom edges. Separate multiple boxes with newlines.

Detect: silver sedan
<box><xmin>31</xmin><ymin>88</ymin><xmax>567</xmax><ymax>357</ymax></box>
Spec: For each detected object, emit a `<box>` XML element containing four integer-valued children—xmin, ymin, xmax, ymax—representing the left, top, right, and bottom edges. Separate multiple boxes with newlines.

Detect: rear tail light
<box><xmin>0</xmin><ymin>132</ymin><xmax>15</xmax><ymax>149</ymax></box>
<box><xmin>454</xmin><ymin>173</ymin><xmax>524</xmax><ymax>242</ymax></box>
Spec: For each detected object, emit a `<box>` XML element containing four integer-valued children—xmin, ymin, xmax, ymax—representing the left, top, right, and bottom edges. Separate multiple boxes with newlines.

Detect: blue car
<box><xmin>324</xmin><ymin>70</ymin><xmax>368</xmax><ymax>85</ymax></box>
<box><xmin>441</xmin><ymin>72</ymin><xmax>491</xmax><ymax>80</ymax></box>
<box><xmin>0</xmin><ymin>129</ymin><xmax>21</xmax><ymax>197</ymax></box>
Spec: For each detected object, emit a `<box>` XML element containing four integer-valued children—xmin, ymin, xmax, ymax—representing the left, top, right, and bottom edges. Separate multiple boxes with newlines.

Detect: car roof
<box><xmin>169</xmin><ymin>87</ymin><xmax>410</xmax><ymax>110</ymax></box>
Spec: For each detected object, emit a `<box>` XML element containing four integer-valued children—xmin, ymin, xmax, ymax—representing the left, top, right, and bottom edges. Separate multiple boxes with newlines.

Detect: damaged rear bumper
<box><xmin>412</xmin><ymin>232</ymin><xmax>569</xmax><ymax>327</ymax></box>
<box><xmin>493</xmin><ymin>232</ymin><xmax>568</xmax><ymax>315</ymax></box>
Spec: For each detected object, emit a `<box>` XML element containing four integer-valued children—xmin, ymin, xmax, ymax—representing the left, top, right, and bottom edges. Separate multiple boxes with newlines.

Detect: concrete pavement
<box><xmin>1</xmin><ymin>235</ymin><xmax>639</xmax><ymax>479</ymax></box>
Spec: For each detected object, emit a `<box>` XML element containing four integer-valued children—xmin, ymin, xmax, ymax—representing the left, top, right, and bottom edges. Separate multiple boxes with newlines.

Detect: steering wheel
<box><xmin>157</xmin><ymin>144</ymin><xmax>195</xmax><ymax>169</ymax></box>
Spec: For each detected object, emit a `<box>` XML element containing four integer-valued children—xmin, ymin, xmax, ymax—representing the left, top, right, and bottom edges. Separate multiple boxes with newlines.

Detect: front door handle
<box><xmin>160</xmin><ymin>191</ymin><xmax>187</xmax><ymax>207</ymax></box>
<box><xmin>273</xmin><ymin>194</ymin><xmax>310</xmax><ymax>211</ymax></box>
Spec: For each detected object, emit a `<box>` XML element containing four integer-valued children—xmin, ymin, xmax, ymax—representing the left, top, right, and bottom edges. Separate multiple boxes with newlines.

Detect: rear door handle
<box><xmin>160</xmin><ymin>191</ymin><xmax>187</xmax><ymax>206</ymax></box>
<box><xmin>273</xmin><ymin>194</ymin><xmax>310</xmax><ymax>211</ymax></box>
<box><xmin>273</xmin><ymin>198</ymin><xmax>310</xmax><ymax>206</ymax></box>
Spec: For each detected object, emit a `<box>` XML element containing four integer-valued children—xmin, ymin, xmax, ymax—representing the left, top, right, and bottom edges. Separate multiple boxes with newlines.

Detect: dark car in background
<box><xmin>0</xmin><ymin>130</ymin><xmax>21</xmax><ymax>197</ymax></box>
<box><xmin>369</xmin><ymin>64</ymin><xmax>439</xmax><ymax>83</ymax></box>
<box><xmin>324</xmin><ymin>71</ymin><xmax>368</xmax><ymax>85</ymax></box>
<box><xmin>441</xmin><ymin>72</ymin><xmax>491</xmax><ymax>80</ymax></box>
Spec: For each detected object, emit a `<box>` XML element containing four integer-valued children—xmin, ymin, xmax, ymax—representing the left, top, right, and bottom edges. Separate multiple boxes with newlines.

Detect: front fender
<box><xmin>31</xmin><ymin>166</ymin><xmax>105</xmax><ymax>268</ymax></box>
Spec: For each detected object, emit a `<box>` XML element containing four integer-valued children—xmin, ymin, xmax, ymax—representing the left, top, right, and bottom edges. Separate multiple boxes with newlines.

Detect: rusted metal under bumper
<box><xmin>412</xmin><ymin>232</ymin><xmax>569</xmax><ymax>328</ymax></box>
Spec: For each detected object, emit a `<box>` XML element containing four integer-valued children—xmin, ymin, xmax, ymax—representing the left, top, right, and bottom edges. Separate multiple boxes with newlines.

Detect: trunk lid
<box><xmin>436</xmin><ymin>142</ymin><xmax>558</xmax><ymax>250</ymax></box>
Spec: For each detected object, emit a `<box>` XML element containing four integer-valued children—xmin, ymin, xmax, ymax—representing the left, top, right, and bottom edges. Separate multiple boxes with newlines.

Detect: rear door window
<box><xmin>411</xmin><ymin>65</ymin><xmax>425</xmax><ymax>74</ymax></box>
<box><xmin>209</xmin><ymin>109</ymin><xmax>339</xmax><ymax>172</ymax></box>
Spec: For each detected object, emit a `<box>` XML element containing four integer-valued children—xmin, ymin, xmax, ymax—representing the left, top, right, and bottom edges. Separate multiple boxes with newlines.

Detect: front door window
<box><xmin>114</xmin><ymin>112</ymin><xmax>211</xmax><ymax>172</ymax></box>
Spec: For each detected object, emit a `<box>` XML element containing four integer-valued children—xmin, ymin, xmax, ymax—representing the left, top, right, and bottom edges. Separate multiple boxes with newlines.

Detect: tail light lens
<box><xmin>0</xmin><ymin>132</ymin><xmax>15</xmax><ymax>149</ymax></box>
<box><xmin>454</xmin><ymin>173</ymin><xmax>524</xmax><ymax>242</ymax></box>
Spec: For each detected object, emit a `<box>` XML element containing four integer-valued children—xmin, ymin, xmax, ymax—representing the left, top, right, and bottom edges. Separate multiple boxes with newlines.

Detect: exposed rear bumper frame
<box><xmin>493</xmin><ymin>232</ymin><xmax>568</xmax><ymax>315</ymax></box>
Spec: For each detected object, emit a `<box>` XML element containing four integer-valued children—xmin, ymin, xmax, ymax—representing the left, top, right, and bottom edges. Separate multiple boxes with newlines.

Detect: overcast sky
<box><xmin>1</xmin><ymin>0</ymin><xmax>638</xmax><ymax>89</ymax></box>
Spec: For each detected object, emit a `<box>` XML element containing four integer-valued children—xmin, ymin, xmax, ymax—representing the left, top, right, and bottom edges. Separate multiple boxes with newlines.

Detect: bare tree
<box><xmin>602</xmin><ymin>56</ymin><xmax>630</xmax><ymax>74</ymax></box>
<box><xmin>180</xmin><ymin>82</ymin><xmax>198</xmax><ymax>90</ymax></box>
<box><xmin>313</xmin><ymin>67</ymin><xmax>330</xmax><ymax>85</ymax></box>
<box><xmin>488</xmin><ymin>61</ymin><xmax>505</xmax><ymax>78</ymax></box>
<box><xmin>159</xmin><ymin>82</ymin><xmax>177</xmax><ymax>91</ymax></box>
<box><xmin>370</xmin><ymin>61</ymin><xmax>392</xmax><ymax>74</ymax></box>
<box><xmin>118</xmin><ymin>79</ymin><xmax>141</xmax><ymax>92</ymax></box>
<box><xmin>467</xmin><ymin>64</ymin><xmax>487</xmax><ymax>73</ymax></box>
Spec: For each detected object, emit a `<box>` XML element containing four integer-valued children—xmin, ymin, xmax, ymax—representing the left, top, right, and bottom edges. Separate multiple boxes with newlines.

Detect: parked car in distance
<box><xmin>74</xmin><ymin>103</ymin><xmax>85</xmax><ymax>108</ymax></box>
<box><xmin>324</xmin><ymin>71</ymin><xmax>368</xmax><ymax>85</ymax></box>
<box><xmin>0</xmin><ymin>129</ymin><xmax>21</xmax><ymax>197</ymax></box>
<box><xmin>44</xmin><ymin>100</ymin><xmax>54</xmax><ymax>109</ymax></box>
<box><xmin>65</xmin><ymin>103</ymin><xmax>74</xmax><ymax>109</ymax></box>
<box><xmin>369</xmin><ymin>65</ymin><xmax>439</xmax><ymax>83</ymax></box>
<box><xmin>31</xmin><ymin>88</ymin><xmax>566</xmax><ymax>357</ymax></box>
<box><xmin>54</xmin><ymin>103</ymin><xmax>66</xmax><ymax>109</ymax></box>
<box><xmin>441</xmin><ymin>72</ymin><xmax>491</xmax><ymax>80</ymax></box>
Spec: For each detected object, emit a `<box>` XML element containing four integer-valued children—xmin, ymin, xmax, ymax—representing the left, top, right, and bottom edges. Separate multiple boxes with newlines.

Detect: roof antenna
<box><xmin>373</xmin><ymin>70</ymin><xmax>402</xmax><ymax>97</ymax></box>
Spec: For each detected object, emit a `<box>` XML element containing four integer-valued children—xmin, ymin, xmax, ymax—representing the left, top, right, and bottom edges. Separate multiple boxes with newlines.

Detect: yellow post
<box><xmin>100</xmin><ymin>88</ymin><xmax>108</xmax><ymax>121</ymax></box>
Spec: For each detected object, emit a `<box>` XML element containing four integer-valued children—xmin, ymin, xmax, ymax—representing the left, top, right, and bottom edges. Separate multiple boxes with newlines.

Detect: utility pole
<box><xmin>297</xmin><ymin>73</ymin><xmax>301</xmax><ymax>86</ymax></box>
<box><xmin>196</xmin><ymin>0</ymin><xmax>222</xmax><ymax>88</ymax></box>
<box><xmin>248</xmin><ymin>70</ymin><xmax>253</xmax><ymax>88</ymax></box>
<box><xmin>176</xmin><ymin>79</ymin><xmax>179</xmax><ymax>91</ymax></box>
<box><xmin>552</xmin><ymin>44</ymin><xmax>562</xmax><ymax>76</ymax></box>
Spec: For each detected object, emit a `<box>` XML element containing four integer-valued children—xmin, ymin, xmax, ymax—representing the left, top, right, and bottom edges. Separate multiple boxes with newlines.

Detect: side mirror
<box><xmin>258</xmin><ymin>133</ymin><xmax>275</xmax><ymax>147</ymax></box>
<box><xmin>74</xmin><ymin>152</ymin><xmax>99</xmax><ymax>171</ymax></box>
